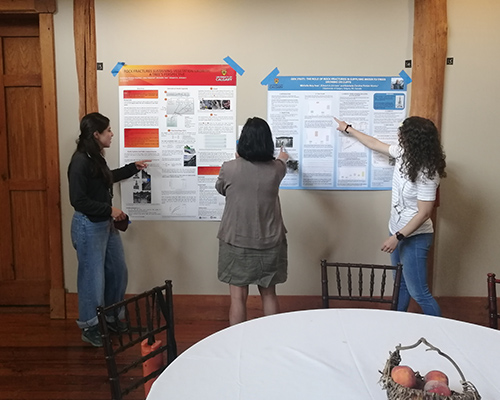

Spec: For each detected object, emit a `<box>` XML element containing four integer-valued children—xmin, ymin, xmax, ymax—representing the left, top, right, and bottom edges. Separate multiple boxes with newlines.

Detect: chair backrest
<box><xmin>321</xmin><ymin>260</ymin><xmax>402</xmax><ymax>310</ymax></box>
<box><xmin>487</xmin><ymin>273</ymin><xmax>500</xmax><ymax>329</ymax></box>
<box><xmin>97</xmin><ymin>280</ymin><xmax>178</xmax><ymax>400</ymax></box>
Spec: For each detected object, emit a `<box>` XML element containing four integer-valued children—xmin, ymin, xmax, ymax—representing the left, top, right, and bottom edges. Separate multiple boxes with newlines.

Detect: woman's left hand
<box><xmin>381</xmin><ymin>235</ymin><xmax>398</xmax><ymax>253</ymax></box>
<box><xmin>135</xmin><ymin>160</ymin><xmax>152</xmax><ymax>170</ymax></box>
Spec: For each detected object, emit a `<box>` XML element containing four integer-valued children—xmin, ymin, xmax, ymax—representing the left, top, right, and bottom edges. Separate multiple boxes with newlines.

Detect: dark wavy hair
<box><xmin>73</xmin><ymin>112</ymin><xmax>113</xmax><ymax>185</ymax></box>
<box><xmin>237</xmin><ymin>117</ymin><xmax>275</xmax><ymax>162</ymax></box>
<box><xmin>398</xmin><ymin>116</ymin><xmax>447</xmax><ymax>182</ymax></box>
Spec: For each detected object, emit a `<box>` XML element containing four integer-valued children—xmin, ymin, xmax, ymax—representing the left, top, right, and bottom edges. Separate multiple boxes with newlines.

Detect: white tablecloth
<box><xmin>147</xmin><ymin>309</ymin><xmax>500</xmax><ymax>400</ymax></box>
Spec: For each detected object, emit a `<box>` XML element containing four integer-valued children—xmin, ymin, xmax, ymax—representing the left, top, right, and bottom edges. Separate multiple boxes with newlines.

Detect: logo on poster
<box><xmin>216</xmin><ymin>76</ymin><xmax>233</xmax><ymax>81</ymax></box>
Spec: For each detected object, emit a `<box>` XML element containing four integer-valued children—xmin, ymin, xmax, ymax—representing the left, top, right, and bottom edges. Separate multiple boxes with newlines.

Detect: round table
<box><xmin>147</xmin><ymin>309</ymin><xmax>500</xmax><ymax>400</ymax></box>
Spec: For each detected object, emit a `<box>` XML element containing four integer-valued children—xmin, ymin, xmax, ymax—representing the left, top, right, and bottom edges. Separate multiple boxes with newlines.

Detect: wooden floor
<box><xmin>0</xmin><ymin>297</ymin><xmax>492</xmax><ymax>400</ymax></box>
<box><xmin>0</xmin><ymin>310</ymin><xmax>228</xmax><ymax>400</ymax></box>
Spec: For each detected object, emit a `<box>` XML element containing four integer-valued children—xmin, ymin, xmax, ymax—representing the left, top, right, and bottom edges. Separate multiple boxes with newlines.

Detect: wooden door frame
<box><xmin>0</xmin><ymin>0</ymin><xmax>65</xmax><ymax>318</ymax></box>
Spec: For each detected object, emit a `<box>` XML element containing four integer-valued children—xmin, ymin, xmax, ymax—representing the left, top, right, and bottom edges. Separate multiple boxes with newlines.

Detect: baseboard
<box><xmin>64</xmin><ymin>293</ymin><xmax>490</xmax><ymax>327</ymax></box>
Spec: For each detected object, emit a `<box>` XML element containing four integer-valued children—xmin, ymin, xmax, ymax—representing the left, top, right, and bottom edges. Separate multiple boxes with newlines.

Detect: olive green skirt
<box><xmin>217</xmin><ymin>239</ymin><xmax>288</xmax><ymax>288</ymax></box>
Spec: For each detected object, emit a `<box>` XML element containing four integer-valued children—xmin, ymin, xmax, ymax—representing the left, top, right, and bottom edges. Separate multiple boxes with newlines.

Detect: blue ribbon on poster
<box><xmin>112</xmin><ymin>62</ymin><xmax>125</xmax><ymax>77</ymax></box>
<box><xmin>223</xmin><ymin>56</ymin><xmax>245</xmax><ymax>76</ymax></box>
<box><xmin>261</xmin><ymin>67</ymin><xmax>280</xmax><ymax>85</ymax></box>
<box><xmin>399</xmin><ymin>70</ymin><xmax>412</xmax><ymax>85</ymax></box>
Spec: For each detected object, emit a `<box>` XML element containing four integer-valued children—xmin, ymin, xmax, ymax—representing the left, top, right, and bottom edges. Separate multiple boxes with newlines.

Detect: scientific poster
<box><xmin>267</xmin><ymin>76</ymin><xmax>407</xmax><ymax>190</ymax></box>
<box><xmin>118</xmin><ymin>65</ymin><xmax>237</xmax><ymax>220</ymax></box>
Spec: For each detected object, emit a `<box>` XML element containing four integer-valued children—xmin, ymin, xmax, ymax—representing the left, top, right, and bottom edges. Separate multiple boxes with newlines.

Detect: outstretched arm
<box><xmin>135</xmin><ymin>160</ymin><xmax>151</xmax><ymax>170</ymax></box>
<box><xmin>334</xmin><ymin>117</ymin><xmax>391</xmax><ymax>157</ymax></box>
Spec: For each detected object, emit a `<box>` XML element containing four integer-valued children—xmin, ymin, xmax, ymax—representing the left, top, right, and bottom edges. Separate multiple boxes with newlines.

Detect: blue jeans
<box><xmin>390</xmin><ymin>233</ymin><xmax>441</xmax><ymax>316</ymax></box>
<box><xmin>71</xmin><ymin>212</ymin><xmax>128</xmax><ymax>328</ymax></box>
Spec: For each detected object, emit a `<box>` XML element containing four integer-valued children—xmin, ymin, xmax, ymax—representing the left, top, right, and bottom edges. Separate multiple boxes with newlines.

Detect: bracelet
<box><xmin>345</xmin><ymin>124</ymin><xmax>352</xmax><ymax>134</ymax></box>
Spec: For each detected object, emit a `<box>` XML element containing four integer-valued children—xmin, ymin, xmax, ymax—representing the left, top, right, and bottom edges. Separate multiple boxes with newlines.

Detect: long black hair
<box><xmin>237</xmin><ymin>117</ymin><xmax>275</xmax><ymax>162</ymax></box>
<box><xmin>398</xmin><ymin>116</ymin><xmax>447</xmax><ymax>182</ymax></box>
<box><xmin>73</xmin><ymin>112</ymin><xmax>113</xmax><ymax>185</ymax></box>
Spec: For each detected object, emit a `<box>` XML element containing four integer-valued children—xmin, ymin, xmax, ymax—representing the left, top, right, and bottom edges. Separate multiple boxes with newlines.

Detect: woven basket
<box><xmin>379</xmin><ymin>338</ymin><xmax>481</xmax><ymax>400</ymax></box>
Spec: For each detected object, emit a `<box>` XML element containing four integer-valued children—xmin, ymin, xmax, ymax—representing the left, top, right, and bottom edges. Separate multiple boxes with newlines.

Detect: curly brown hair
<box><xmin>398</xmin><ymin>116</ymin><xmax>446</xmax><ymax>182</ymax></box>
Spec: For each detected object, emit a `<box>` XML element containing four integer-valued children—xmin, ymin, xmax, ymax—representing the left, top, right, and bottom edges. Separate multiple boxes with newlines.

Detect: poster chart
<box><xmin>118</xmin><ymin>65</ymin><xmax>237</xmax><ymax>220</ymax></box>
<box><xmin>267</xmin><ymin>76</ymin><xmax>407</xmax><ymax>190</ymax></box>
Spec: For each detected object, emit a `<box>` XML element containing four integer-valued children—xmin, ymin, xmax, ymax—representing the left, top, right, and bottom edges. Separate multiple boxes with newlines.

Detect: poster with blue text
<box><xmin>267</xmin><ymin>76</ymin><xmax>407</xmax><ymax>190</ymax></box>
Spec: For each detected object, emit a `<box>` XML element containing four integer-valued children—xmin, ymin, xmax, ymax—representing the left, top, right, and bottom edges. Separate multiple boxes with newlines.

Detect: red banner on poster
<box><xmin>124</xmin><ymin>128</ymin><xmax>159</xmax><ymax>148</ymax></box>
<box><xmin>119</xmin><ymin>65</ymin><xmax>236</xmax><ymax>86</ymax></box>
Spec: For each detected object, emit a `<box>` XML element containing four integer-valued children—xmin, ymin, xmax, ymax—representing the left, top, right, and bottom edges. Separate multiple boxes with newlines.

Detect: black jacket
<box><xmin>68</xmin><ymin>151</ymin><xmax>138</xmax><ymax>222</ymax></box>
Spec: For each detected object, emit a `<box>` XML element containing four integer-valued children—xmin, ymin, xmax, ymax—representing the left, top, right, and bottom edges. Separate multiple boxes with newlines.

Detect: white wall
<box><xmin>54</xmin><ymin>0</ymin><xmax>499</xmax><ymax>297</ymax></box>
<box><xmin>436</xmin><ymin>0</ymin><xmax>500</xmax><ymax>296</ymax></box>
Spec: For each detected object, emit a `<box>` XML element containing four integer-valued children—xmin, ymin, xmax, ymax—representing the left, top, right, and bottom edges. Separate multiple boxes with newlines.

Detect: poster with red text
<box><xmin>118</xmin><ymin>65</ymin><xmax>236</xmax><ymax>220</ymax></box>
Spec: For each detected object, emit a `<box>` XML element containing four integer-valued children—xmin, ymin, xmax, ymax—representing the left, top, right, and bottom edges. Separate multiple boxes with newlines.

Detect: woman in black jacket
<box><xmin>68</xmin><ymin>112</ymin><xmax>149</xmax><ymax>346</ymax></box>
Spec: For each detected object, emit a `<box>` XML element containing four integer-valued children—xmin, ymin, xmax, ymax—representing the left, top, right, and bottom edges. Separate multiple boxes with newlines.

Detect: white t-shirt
<box><xmin>388</xmin><ymin>145</ymin><xmax>440</xmax><ymax>237</ymax></box>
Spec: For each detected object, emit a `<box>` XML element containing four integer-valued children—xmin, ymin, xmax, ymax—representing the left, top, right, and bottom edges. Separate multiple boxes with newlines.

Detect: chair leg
<box><xmin>391</xmin><ymin>264</ymin><xmax>403</xmax><ymax>311</ymax></box>
<box><xmin>320</xmin><ymin>260</ymin><xmax>329</xmax><ymax>308</ymax></box>
<box><xmin>487</xmin><ymin>273</ymin><xmax>498</xmax><ymax>329</ymax></box>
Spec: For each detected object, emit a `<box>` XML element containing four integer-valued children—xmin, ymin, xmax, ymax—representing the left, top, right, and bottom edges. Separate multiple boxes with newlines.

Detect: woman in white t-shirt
<box><xmin>334</xmin><ymin>116</ymin><xmax>446</xmax><ymax>316</ymax></box>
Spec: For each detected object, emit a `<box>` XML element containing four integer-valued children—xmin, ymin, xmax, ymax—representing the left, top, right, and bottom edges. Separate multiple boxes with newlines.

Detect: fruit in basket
<box><xmin>424</xmin><ymin>379</ymin><xmax>452</xmax><ymax>396</ymax></box>
<box><xmin>391</xmin><ymin>365</ymin><xmax>417</xmax><ymax>388</ymax></box>
<box><xmin>424</xmin><ymin>370</ymin><xmax>449</xmax><ymax>385</ymax></box>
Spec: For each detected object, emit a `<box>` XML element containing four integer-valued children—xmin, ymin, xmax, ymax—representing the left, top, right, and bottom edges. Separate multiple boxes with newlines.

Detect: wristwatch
<box><xmin>395</xmin><ymin>231</ymin><xmax>405</xmax><ymax>241</ymax></box>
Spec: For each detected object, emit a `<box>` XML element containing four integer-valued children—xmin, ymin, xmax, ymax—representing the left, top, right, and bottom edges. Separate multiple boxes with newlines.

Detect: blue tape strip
<box><xmin>111</xmin><ymin>62</ymin><xmax>125</xmax><ymax>77</ymax></box>
<box><xmin>399</xmin><ymin>69</ymin><xmax>412</xmax><ymax>85</ymax></box>
<box><xmin>261</xmin><ymin>67</ymin><xmax>280</xmax><ymax>85</ymax></box>
<box><xmin>223</xmin><ymin>56</ymin><xmax>245</xmax><ymax>76</ymax></box>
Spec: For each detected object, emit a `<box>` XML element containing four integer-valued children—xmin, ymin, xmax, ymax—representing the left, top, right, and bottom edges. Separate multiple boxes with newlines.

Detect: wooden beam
<box><xmin>411</xmin><ymin>0</ymin><xmax>448</xmax><ymax>292</ymax></box>
<box><xmin>73</xmin><ymin>0</ymin><xmax>98</xmax><ymax>119</ymax></box>
<box><xmin>0</xmin><ymin>0</ymin><xmax>56</xmax><ymax>13</ymax></box>
<box><xmin>410</xmin><ymin>0</ymin><xmax>448</xmax><ymax>129</ymax></box>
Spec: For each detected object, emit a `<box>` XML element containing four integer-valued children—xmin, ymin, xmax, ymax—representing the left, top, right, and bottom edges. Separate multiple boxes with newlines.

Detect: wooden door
<box><xmin>0</xmin><ymin>4</ymin><xmax>65</xmax><ymax>318</ymax></box>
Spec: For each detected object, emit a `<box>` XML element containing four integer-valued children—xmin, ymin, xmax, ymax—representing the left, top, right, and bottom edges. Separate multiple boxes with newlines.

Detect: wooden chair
<box><xmin>97</xmin><ymin>280</ymin><xmax>178</xmax><ymax>400</ymax></box>
<box><xmin>487</xmin><ymin>273</ymin><xmax>500</xmax><ymax>329</ymax></box>
<box><xmin>321</xmin><ymin>260</ymin><xmax>403</xmax><ymax>310</ymax></box>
